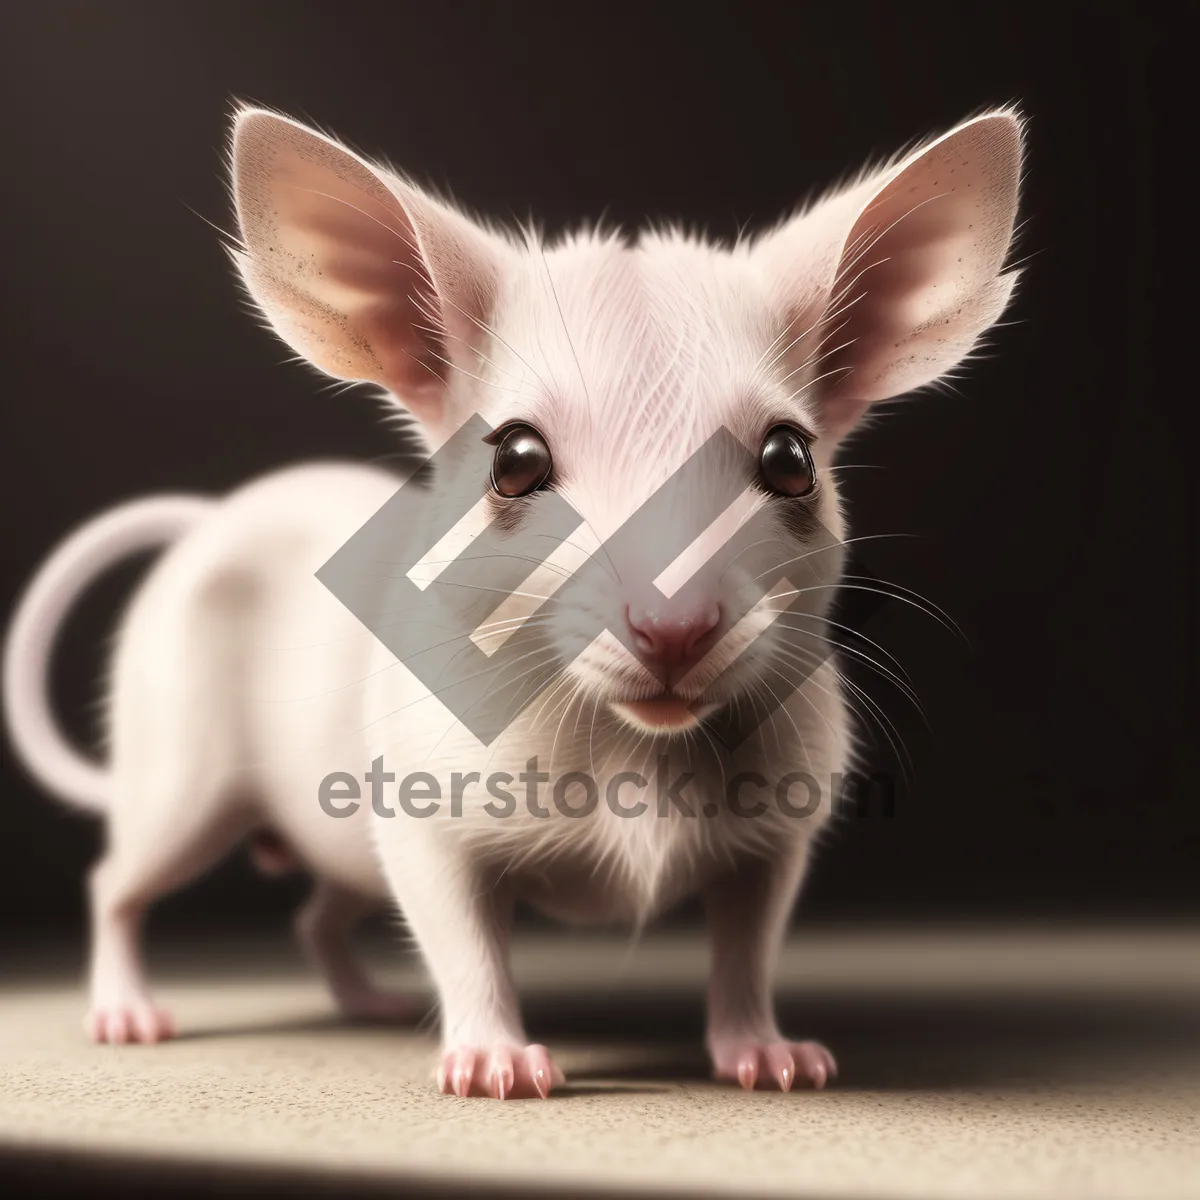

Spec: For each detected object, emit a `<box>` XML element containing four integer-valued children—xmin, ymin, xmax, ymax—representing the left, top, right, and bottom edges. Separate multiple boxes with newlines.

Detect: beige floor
<box><xmin>2</xmin><ymin>928</ymin><xmax>1199</xmax><ymax>1199</ymax></box>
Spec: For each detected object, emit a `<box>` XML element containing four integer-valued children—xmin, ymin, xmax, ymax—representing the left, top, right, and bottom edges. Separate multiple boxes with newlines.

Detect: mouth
<box><xmin>608</xmin><ymin>693</ymin><xmax>718</xmax><ymax>734</ymax></box>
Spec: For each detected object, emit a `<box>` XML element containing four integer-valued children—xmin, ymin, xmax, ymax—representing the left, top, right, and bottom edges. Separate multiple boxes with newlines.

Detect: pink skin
<box><xmin>86</xmin><ymin>1005</ymin><xmax>175</xmax><ymax>1046</ymax></box>
<box><xmin>86</xmin><ymin>844</ymin><xmax>416</xmax><ymax>1044</ymax></box>
<box><xmin>437</xmin><ymin>1045</ymin><xmax>565</xmax><ymax>1100</ymax></box>
<box><xmin>711</xmin><ymin>1037</ymin><xmax>837</xmax><ymax>1092</ymax></box>
<box><xmin>702</xmin><ymin>854</ymin><xmax>835</xmax><ymax>1093</ymax></box>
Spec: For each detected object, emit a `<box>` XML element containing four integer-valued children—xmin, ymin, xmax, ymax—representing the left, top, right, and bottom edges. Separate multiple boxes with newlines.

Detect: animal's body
<box><xmin>3</xmin><ymin>106</ymin><xmax>1024</xmax><ymax>1098</ymax></box>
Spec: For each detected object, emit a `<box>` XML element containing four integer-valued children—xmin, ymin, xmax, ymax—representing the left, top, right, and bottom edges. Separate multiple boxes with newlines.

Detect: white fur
<box><xmin>4</xmin><ymin>495</ymin><xmax>214</xmax><ymax>812</ymax></box>
<box><xmin>1</xmin><ymin>106</ymin><xmax>1024</xmax><ymax>1092</ymax></box>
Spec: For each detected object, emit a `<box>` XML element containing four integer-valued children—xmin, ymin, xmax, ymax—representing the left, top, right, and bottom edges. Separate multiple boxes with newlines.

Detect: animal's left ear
<box><xmin>759</xmin><ymin>111</ymin><xmax>1024</xmax><ymax>441</ymax></box>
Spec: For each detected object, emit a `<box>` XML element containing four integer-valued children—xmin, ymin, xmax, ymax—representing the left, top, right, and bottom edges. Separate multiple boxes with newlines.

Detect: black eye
<box><xmin>489</xmin><ymin>424</ymin><xmax>553</xmax><ymax>498</ymax></box>
<box><xmin>759</xmin><ymin>425</ymin><xmax>816</xmax><ymax>497</ymax></box>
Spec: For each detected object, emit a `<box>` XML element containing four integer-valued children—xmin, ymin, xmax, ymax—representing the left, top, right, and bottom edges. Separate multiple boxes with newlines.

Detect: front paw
<box><xmin>437</xmin><ymin>1043</ymin><xmax>565</xmax><ymax>1099</ymax></box>
<box><xmin>710</xmin><ymin>1036</ymin><xmax>837</xmax><ymax>1091</ymax></box>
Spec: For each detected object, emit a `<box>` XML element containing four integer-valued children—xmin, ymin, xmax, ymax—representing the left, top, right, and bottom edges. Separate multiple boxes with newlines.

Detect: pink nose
<box><xmin>626</xmin><ymin>602</ymin><xmax>721</xmax><ymax>676</ymax></box>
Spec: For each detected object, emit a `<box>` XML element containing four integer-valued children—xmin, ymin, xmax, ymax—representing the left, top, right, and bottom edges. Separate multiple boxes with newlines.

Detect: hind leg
<box><xmin>87</xmin><ymin>798</ymin><xmax>253</xmax><ymax>1044</ymax></box>
<box><xmin>90</xmin><ymin>559</ymin><xmax>266</xmax><ymax>1043</ymax></box>
<box><xmin>86</xmin><ymin>856</ymin><xmax>169</xmax><ymax>1044</ymax></box>
<box><xmin>294</xmin><ymin>879</ymin><xmax>419</xmax><ymax>1021</ymax></box>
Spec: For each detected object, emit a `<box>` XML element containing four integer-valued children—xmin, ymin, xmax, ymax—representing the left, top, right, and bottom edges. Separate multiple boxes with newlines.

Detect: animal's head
<box><xmin>229</xmin><ymin>107</ymin><xmax>1022</xmax><ymax>740</ymax></box>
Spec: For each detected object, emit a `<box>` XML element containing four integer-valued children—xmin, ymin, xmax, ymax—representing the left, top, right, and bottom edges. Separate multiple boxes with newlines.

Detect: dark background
<box><xmin>0</xmin><ymin>1</ymin><xmax>1186</xmax><ymax>943</ymax></box>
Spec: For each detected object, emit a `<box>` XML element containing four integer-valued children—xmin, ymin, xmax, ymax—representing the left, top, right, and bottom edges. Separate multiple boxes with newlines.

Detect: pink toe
<box><xmin>108</xmin><ymin>1011</ymin><xmax>131</xmax><ymax>1045</ymax></box>
<box><xmin>452</xmin><ymin>1049</ymin><xmax>476</xmax><ymax>1098</ymax></box>
<box><xmin>764</xmin><ymin>1045</ymin><xmax>795</xmax><ymax>1092</ymax></box>
<box><xmin>439</xmin><ymin>1048</ymin><xmax>477</xmax><ymax>1097</ymax></box>
<box><xmin>793</xmin><ymin>1041</ymin><xmax>836</xmax><ymax>1088</ymax></box>
<box><xmin>133</xmin><ymin>1009</ymin><xmax>164</xmax><ymax>1044</ymax></box>
<box><xmin>439</xmin><ymin>1044</ymin><xmax>562</xmax><ymax>1099</ymax></box>
<box><xmin>736</xmin><ymin>1053</ymin><xmax>759</xmax><ymax>1091</ymax></box>
<box><xmin>488</xmin><ymin>1049</ymin><xmax>515</xmax><ymax>1100</ymax></box>
<box><xmin>525</xmin><ymin>1044</ymin><xmax>559</xmax><ymax>1098</ymax></box>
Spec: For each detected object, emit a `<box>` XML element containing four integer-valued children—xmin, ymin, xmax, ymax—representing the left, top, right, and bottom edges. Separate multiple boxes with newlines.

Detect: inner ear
<box><xmin>825</xmin><ymin>114</ymin><xmax>1022</xmax><ymax>402</ymax></box>
<box><xmin>763</xmin><ymin>112</ymin><xmax>1023</xmax><ymax>442</ymax></box>
<box><xmin>230</xmin><ymin>108</ymin><xmax>507</xmax><ymax>428</ymax></box>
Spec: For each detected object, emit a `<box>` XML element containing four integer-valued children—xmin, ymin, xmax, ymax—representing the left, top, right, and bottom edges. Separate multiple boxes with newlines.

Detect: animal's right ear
<box><xmin>230</xmin><ymin>108</ymin><xmax>510</xmax><ymax>434</ymax></box>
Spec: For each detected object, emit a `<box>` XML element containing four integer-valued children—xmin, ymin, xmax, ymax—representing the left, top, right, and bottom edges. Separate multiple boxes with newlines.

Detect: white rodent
<box><xmin>2</xmin><ymin>105</ymin><xmax>1023</xmax><ymax>1098</ymax></box>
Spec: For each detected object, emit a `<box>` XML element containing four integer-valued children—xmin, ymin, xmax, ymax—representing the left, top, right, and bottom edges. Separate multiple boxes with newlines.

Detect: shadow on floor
<box><xmin>168</xmin><ymin>987</ymin><xmax>1200</xmax><ymax>1093</ymax></box>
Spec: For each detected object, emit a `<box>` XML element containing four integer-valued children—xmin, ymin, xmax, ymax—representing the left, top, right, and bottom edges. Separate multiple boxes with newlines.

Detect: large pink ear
<box><xmin>759</xmin><ymin>111</ymin><xmax>1024</xmax><ymax>441</ymax></box>
<box><xmin>229</xmin><ymin>108</ymin><xmax>509</xmax><ymax>431</ymax></box>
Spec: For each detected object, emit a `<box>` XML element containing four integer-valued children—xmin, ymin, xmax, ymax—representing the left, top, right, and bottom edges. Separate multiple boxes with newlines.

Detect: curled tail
<box><xmin>2</xmin><ymin>495</ymin><xmax>215</xmax><ymax>813</ymax></box>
